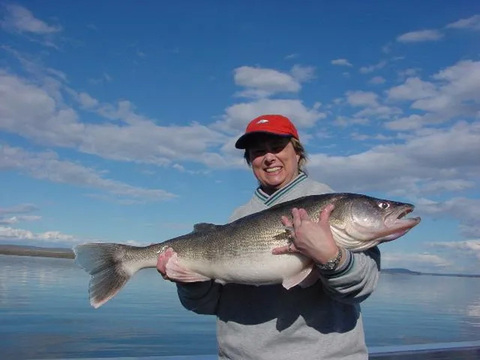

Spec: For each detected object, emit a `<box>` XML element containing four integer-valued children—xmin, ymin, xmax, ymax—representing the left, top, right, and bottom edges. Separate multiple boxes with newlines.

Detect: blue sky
<box><xmin>0</xmin><ymin>1</ymin><xmax>479</xmax><ymax>274</ymax></box>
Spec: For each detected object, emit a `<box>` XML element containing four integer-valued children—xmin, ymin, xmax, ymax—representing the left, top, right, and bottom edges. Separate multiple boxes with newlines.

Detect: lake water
<box><xmin>1</xmin><ymin>255</ymin><xmax>479</xmax><ymax>359</ymax></box>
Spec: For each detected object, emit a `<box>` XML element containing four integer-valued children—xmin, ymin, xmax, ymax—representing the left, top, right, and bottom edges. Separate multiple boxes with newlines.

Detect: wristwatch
<box><xmin>316</xmin><ymin>248</ymin><xmax>343</xmax><ymax>271</ymax></box>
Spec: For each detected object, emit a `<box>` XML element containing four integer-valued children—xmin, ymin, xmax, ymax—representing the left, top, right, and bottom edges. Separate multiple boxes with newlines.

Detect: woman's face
<box><xmin>247</xmin><ymin>135</ymin><xmax>300</xmax><ymax>194</ymax></box>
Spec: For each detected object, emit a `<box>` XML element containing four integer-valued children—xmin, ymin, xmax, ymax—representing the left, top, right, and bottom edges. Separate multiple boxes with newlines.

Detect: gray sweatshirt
<box><xmin>177</xmin><ymin>174</ymin><xmax>381</xmax><ymax>360</ymax></box>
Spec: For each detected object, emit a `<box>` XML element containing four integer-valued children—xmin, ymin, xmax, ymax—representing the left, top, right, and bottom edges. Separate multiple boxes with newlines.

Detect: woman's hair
<box><xmin>244</xmin><ymin>137</ymin><xmax>308</xmax><ymax>173</ymax></box>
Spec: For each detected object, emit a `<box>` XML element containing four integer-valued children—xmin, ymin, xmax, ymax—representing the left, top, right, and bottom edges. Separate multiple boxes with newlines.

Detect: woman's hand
<box><xmin>157</xmin><ymin>247</ymin><xmax>175</xmax><ymax>280</ymax></box>
<box><xmin>157</xmin><ymin>247</ymin><xmax>210</xmax><ymax>283</ymax></box>
<box><xmin>156</xmin><ymin>247</ymin><xmax>188</xmax><ymax>282</ymax></box>
<box><xmin>272</xmin><ymin>204</ymin><xmax>341</xmax><ymax>265</ymax></box>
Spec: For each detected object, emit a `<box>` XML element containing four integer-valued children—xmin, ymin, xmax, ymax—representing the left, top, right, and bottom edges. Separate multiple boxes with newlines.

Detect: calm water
<box><xmin>1</xmin><ymin>255</ymin><xmax>479</xmax><ymax>359</ymax></box>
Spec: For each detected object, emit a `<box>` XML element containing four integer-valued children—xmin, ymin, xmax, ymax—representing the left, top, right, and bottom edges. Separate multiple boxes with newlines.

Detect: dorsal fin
<box><xmin>193</xmin><ymin>223</ymin><xmax>219</xmax><ymax>233</ymax></box>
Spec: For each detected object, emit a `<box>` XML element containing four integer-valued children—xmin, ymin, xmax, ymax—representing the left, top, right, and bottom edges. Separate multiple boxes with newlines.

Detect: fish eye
<box><xmin>378</xmin><ymin>201</ymin><xmax>390</xmax><ymax>210</ymax></box>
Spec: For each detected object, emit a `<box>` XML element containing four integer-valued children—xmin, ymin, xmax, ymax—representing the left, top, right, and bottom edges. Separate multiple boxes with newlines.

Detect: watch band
<box><xmin>316</xmin><ymin>248</ymin><xmax>343</xmax><ymax>271</ymax></box>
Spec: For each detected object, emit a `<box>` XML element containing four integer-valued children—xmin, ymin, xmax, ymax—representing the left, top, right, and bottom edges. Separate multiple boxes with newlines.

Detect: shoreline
<box><xmin>0</xmin><ymin>244</ymin><xmax>74</xmax><ymax>259</ymax></box>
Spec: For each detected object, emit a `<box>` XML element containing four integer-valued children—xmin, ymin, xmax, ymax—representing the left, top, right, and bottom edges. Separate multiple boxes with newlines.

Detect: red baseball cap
<box><xmin>235</xmin><ymin>114</ymin><xmax>300</xmax><ymax>149</ymax></box>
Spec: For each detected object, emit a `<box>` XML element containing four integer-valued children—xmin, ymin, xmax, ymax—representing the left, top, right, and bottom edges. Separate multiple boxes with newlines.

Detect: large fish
<box><xmin>74</xmin><ymin>193</ymin><xmax>421</xmax><ymax>308</ymax></box>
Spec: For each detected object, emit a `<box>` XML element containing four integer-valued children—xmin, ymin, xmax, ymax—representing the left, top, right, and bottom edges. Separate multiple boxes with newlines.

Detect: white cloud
<box><xmin>234</xmin><ymin>66</ymin><xmax>300</xmax><ymax>97</ymax></box>
<box><xmin>417</xmin><ymin>197</ymin><xmax>480</xmax><ymax>238</ymax></box>
<box><xmin>369</xmin><ymin>76</ymin><xmax>386</xmax><ymax>85</ymax></box>
<box><xmin>219</xmin><ymin>98</ymin><xmax>325</xmax><ymax>134</ymax></box>
<box><xmin>331</xmin><ymin>59</ymin><xmax>353</xmax><ymax>67</ymax></box>
<box><xmin>1</xmin><ymin>4</ymin><xmax>61</xmax><ymax>34</ymax></box>
<box><xmin>76</xmin><ymin>92</ymin><xmax>99</xmax><ymax>109</ymax></box>
<box><xmin>382</xmin><ymin>43</ymin><xmax>392</xmax><ymax>54</ymax></box>
<box><xmin>446</xmin><ymin>14</ymin><xmax>480</xmax><ymax>31</ymax></box>
<box><xmin>429</xmin><ymin>240</ymin><xmax>480</xmax><ymax>261</ymax></box>
<box><xmin>351</xmin><ymin>133</ymin><xmax>392</xmax><ymax>141</ymax></box>
<box><xmin>0</xmin><ymin>204</ymin><xmax>38</xmax><ymax>215</ymax></box>
<box><xmin>0</xmin><ymin>71</ymin><xmax>231</xmax><ymax>168</ymax></box>
<box><xmin>421</xmin><ymin>179</ymin><xmax>475</xmax><ymax>193</ymax></box>
<box><xmin>307</xmin><ymin>121</ymin><xmax>480</xmax><ymax>198</ymax></box>
<box><xmin>397</xmin><ymin>68</ymin><xmax>421</xmax><ymax>80</ymax></box>
<box><xmin>88</xmin><ymin>72</ymin><xmax>113</xmax><ymax>85</ymax></box>
<box><xmin>346</xmin><ymin>91</ymin><xmax>379</xmax><ymax>107</ymax></box>
<box><xmin>0</xmin><ymin>145</ymin><xmax>177</xmax><ymax>202</ymax></box>
<box><xmin>387</xmin><ymin>77</ymin><xmax>437</xmax><ymax>101</ymax></box>
<box><xmin>233</xmin><ymin>65</ymin><xmax>315</xmax><ymax>98</ymax></box>
<box><xmin>0</xmin><ymin>215</ymin><xmax>41</xmax><ymax>225</ymax></box>
<box><xmin>384</xmin><ymin>60</ymin><xmax>480</xmax><ymax>125</ymax></box>
<box><xmin>382</xmin><ymin>252</ymin><xmax>451</xmax><ymax>270</ymax></box>
<box><xmin>354</xmin><ymin>105</ymin><xmax>401</xmax><ymax>119</ymax></box>
<box><xmin>333</xmin><ymin>116</ymin><xmax>369</xmax><ymax>128</ymax></box>
<box><xmin>359</xmin><ymin>61</ymin><xmax>386</xmax><ymax>74</ymax></box>
<box><xmin>0</xmin><ymin>226</ymin><xmax>75</xmax><ymax>243</ymax></box>
<box><xmin>412</xmin><ymin>60</ymin><xmax>480</xmax><ymax>117</ymax></box>
<box><xmin>343</xmin><ymin>90</ymin><xmax>402</xmax><ymax>121</ymax></box>
<box><xmin>290</xmin><ymin>65</ymin><xmax>316</xmax><ymax>82</ymax></box>
<box><xmin>385</xmin><ymin>114</ymin><xmax>424</xmax><ymax>131</ymax></box>
<box><xmin>284</xmin><ymin>53</ymin><xmax>299</xmax><ymax>60</ymax></box>
<box><xmin>397</xmin><ymin>29</ymin><xmax>443</xmax><ymax>43</ymax></box>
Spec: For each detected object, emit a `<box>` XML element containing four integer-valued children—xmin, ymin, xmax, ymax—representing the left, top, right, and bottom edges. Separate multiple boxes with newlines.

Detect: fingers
<box><xmin>272</xmin><ymin>242</ymin><xmax>298</xmax><ymax>255</ymax></box>
<box><xmin>292</xmin><ymin>208</ymin><xmax>302</xmax><ymax>228</ymax></box>
<box><xmin>272</xmin><ymin>245</ymin><xmax>289</xmax><ymax>255</ymax></box>
<box><xmin>298</xmin><ymin>208</ymin><xmax>310</xmax><ymax>220</ymax></box>
<box><xmin>281</xmin><ymin>215</ymin><xmax>292</xmax><ymax>227</ymax></box>
<box><xmin>282</xmin><ymin>207</ymin><xmax>310</xmax><ymax>228</ymax></box>
<box><xmin>320</xmin><ymin>203</ymin><xmax>335</xmax><ymax>224</ymax></box>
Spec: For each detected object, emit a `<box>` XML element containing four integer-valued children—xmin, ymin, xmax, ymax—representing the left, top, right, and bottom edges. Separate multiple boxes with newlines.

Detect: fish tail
<box><xmin>73</xmin><ymin>243</ymin><xmax>140</xmax><ymax>308</ymax></box>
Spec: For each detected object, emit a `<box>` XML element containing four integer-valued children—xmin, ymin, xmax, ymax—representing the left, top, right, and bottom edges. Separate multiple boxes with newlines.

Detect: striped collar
<box><xmin>255</xmin><ymin>172</ymin><xmax>307</xmax><ymax>207</ymax></box>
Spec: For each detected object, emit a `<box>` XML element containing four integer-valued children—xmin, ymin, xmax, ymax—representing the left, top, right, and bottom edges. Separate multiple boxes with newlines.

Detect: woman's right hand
<box><xmin>156</xmin><ymin>247</ymin><xmax>179</xmax><ymax>281</ymax></box>
<box><xmin>157</xmin><ymin>247</ymin><xmax>210</xmax><ymax>283</ymax></box>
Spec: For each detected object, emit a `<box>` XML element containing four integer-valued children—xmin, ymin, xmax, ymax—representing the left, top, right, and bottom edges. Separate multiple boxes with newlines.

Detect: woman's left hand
<box><xmin>272</xmin><ymin>203</ymin><xmax>340</xmax><ymax>264</ymax></box>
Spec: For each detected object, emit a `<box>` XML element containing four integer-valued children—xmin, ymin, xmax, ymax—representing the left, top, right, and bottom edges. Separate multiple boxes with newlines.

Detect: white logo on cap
<box><xmin>256</xmin><ymin>119</ymin><xmax>269</xmax><ymax>124</ymax></box>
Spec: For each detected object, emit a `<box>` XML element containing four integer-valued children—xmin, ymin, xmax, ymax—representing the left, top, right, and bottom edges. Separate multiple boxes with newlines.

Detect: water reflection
<box><xmin>363</xmin><ymin>273</ymin><xmax>480</xmax><ymax>346</ymax></box>
<box><xmin>466</xmin><ymin>298</ymin><xmax>480</xmax><ymax>327</ymax></box>
<box><xmin>1</xmin><ymin>255</ymin><xmax>480</xmax><ymax>359</ymax></box>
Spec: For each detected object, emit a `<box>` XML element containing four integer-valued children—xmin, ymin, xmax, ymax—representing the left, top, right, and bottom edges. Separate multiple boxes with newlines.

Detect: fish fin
<box><xmin>282</xmin><ymin>265</ymin><xmax>314</xmax><ymax>290</ymax></box>
<box><xmin>298</xmin><ymin>269</ymin><xmax>318</xmax><ymax>288</ymax></box>
<box><xmin>165</xmin><ymin>253</ymin><xmax>210</xmax><ymax>282</ymax></box>
<box><xmin>74</xmin><ymin>243</ymin><xmax>138</xmax><ymax>308</ymax></box>
<box><xmin>192</xmin><ymin>223</ymin><xmax>219</xmax><ymax>233</ymax></box>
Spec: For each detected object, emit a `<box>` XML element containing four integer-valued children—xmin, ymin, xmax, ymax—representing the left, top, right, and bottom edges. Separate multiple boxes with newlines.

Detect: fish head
<box><xmin>329</xmin><ymin>194</ymin><xmax>421</xmax><ymax>251</ymax></box>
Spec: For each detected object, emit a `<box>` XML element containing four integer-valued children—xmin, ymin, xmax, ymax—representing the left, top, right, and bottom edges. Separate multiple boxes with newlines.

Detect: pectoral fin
<box><xmin>282</xmin><ymin>265</ymin><xmax>315</xmax><ymax>290</ymax></box>
<box><xmin>298</xmin><ymin>269</ymin><xmax>319</xmax><ymax>288</ymax></box>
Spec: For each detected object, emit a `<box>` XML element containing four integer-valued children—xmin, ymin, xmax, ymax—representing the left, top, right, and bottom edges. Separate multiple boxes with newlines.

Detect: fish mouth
<box><xmin>396</xmin><ymin>205</ymin><xmax>421</xmax><ymax>224</ymax></box>
<box><xmin>381</xmin><ymin>205</ymin><xmax>421</xmax><ymax>242</ymax></box>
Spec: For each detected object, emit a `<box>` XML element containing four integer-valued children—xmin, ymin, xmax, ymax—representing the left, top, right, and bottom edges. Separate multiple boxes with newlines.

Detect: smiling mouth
<box><xmin>265</xmin><ymin>167</ymin><xmax>282</xmax><ymax>173</ymax></box>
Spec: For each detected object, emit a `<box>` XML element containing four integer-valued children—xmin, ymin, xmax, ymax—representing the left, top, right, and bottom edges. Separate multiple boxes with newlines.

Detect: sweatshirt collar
<box><xmin>255</xmin><ymin>172</ymin><xmax>307</xmax><ymax>206</ymax></box>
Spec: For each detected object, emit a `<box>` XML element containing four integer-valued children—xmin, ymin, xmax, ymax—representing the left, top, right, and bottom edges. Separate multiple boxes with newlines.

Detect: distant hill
<box><xmin>0</xmin><ymin>244</ymin><xmax>74</xmax><ymax>259</ymax></box>
<box><xmin>382</xmin><ymin>268</ymin><xmax>422</xmax><ymax>275</ymax></box>
<box><xmin>382</xmin><ymin>267</ymin><xmax>480</xmax><ymax>278</ymax></box>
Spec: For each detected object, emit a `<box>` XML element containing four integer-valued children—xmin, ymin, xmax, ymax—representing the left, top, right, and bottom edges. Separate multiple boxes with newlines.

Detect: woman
<box><xmin>157</xmin><ymin>114</ymin><xmax>380</xmax><ymax>360</ymax></box>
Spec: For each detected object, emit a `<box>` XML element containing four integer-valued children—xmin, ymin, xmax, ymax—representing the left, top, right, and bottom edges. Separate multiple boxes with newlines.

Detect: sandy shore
<box><xmin>0</xmin><ymin>244</ymin><xmax>74</xmax><ymax>259</ymax></box>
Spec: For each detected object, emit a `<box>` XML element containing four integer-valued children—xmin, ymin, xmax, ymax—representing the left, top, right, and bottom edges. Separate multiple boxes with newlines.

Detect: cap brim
<box><xmin>234</xmin><ymin>132</ymin><xmax>292</xmax><ymax>149</ymax></box>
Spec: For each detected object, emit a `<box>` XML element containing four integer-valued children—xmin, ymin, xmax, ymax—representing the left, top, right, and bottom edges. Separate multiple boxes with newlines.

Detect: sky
<box><xmin>0</xmin><ymin>1</ymin><xmax>479</xmax><ymax>274</ymax></box>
